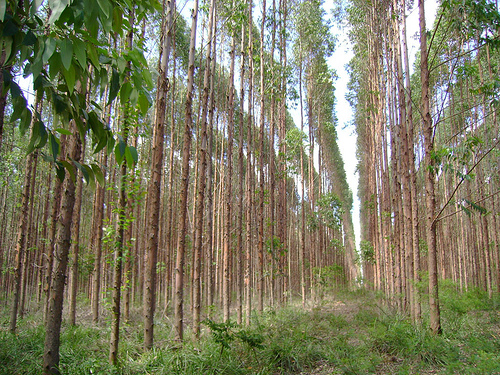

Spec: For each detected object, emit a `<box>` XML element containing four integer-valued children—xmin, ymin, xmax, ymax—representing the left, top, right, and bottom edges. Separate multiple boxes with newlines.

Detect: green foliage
<box><xmin>359</xmin><ymin>240</ymin><xmax>375</xmax><ymax>264</ymax></box>
<box><xmin>1</xmin><ymin>0</ymin><xmax>157</xmax><ymax>182</ymax></box>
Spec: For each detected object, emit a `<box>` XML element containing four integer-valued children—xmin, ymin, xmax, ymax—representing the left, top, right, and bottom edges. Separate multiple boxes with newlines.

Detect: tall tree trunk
<box><xmin>257</xmin><ymin>0</ymin><xmax>267</xmax><ymax>313</ymax></box>
<box><xmin>43</xmin><ymin>123</ymin><xmax>83</xmax><ymax>375</ymax></box>
<box><xmin>193</xmin><ymin>0</ymin><xmax>215</xmax><ymax>336</ymax></box>
<box><xmin>419</xmin><ymin>0</ymin><xmax>441</xmax><ymax>335</ymax></box>
<box><xmin>143</xmin><ymin>0</ymin><xmax>174</xmax><ymax>350</ymax></box>
<box><xmin>68</xmin><ymin>140</ymin><xmax>85</xmax><ymax>326</ymax></box>
<box><xmin>223</xmin><ymin>6</ymin><xmax>236</xmax><ymax>323</ymax></box>
<box><xmin>245</xmin><ymin>0</ymin><xmax>254</xmax><ymax>325</ymax></box>
<box><xmin>174</xmin><ymin>0</ymin><xmax>198</xmax><ymax>341</ymax></box>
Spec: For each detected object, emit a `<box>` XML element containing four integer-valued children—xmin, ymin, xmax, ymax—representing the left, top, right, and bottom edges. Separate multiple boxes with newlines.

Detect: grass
<box><xmin>1</xmin><ymin>283</ymin><xmax>499</xmax><ymax>374</ymax></box>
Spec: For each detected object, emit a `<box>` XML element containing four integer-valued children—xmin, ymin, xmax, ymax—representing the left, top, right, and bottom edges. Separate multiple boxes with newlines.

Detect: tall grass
<box><xmin>1</xmin><ymin>282</ymin><xmax>499</xmax><ymax>374</ymax></box>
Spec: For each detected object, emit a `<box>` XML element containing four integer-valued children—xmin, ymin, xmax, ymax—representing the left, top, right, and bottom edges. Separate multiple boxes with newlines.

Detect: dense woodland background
<box><xmin>0</xmin><ymin>0</ymin><xmax>499</xmax><ymax>373</ymax></box>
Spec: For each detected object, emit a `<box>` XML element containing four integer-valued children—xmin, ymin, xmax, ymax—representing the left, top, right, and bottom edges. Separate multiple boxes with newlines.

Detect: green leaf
<box><xmin>10</xmin><ymin>81</ymin><xmax>21</xmax><ymax>98</ymax></box>
<box><xmin>52</xmin><ymin>91</ymin><xmax>67</xmax><ymax>114</ymax></box>
<box><xmin>138</xmin><ymin>92</ymin><xmax>151</xmax><ymax>115</ymax></box>
<box><xmin>55</xmin><ymin>162</ymin><xmax>66</xmax><ymax>181</ymax></box>
<box><xmin>2</xmin><ymin>20</ymin><xmax>19</xmax><ymax>36</ymax></box>
<box><xmin>120</xmin><ymin>81</ymin><xmax>132</xmax><ymax>105</ymax></box>
<box><xmin>73</xmin><ymin>39</ymin><xmax>87</xmax><ymax>68</ymax></box>
<box><xmin>142</xmin><ymin>69</ymin><xmax>153</xmax><ymax>88</ymax></box>
<box><xmin>54</xmin><ymin>128</ymin><xmax>73</xmax><ymax>135</ymax></box>
<box><xmin>22</xmin><ymin>31</ymin><xmax>37</xmax><ymax>46</ymax></box>
<box><xmin>125</xmin><ymin>145</ymin><xmax>138</xmax><ymax>169</ymax></box>
<box><xmin>49</xmin><ymin>0</ymin><xmax>70</xmax><ymax>24</ymax></box>
<box><xmin>114</xmin><ymin>136</ymin><xmax>126</xmax><ymax>164</ymax></box>
<box><xmin>108</xmin><ymin>68</ymin><xmax>120</xmax><ymax>104</ymax></box>
<box><xmin>10</xmin><ymin>97</ymin><xmax>26</xmax><ymax>123</ymax></box>
<box><xmin>0</xmin><ymin>0</ymin><xmax>6</xmax><ymax>21</ymax></box>
<box><xmin>63</xmin><ymin>64</ymin><xmax>76</xmax><ymax>95</ymax></box>
<box><xmin>91</xmin><ymin>163</ymin><xmax>105</xmax><ymax>186</ymax></box>
<box><xmin>43</xmin><ymin>38</ymin><xmax>57</xmax><ymax>64</ymax></box>
<box><xmin>87</xmin><ymin>45</ymin><xmax>100</xmax><ymax>68</ymax></box>
<box><xmin>27</xmin><ymin>121</ymin><xmax>42</xmax><ymax>154</ymax></box>
<box><xmin>116</xmin><ymin>56</ymin><xmax>127</xmax><ymax>74</ymax></box>
<box><xmin>97</xmin><ymin>0</ymin><xmax>111</xmax><ymax>18</ymax></box>
<box><xmin>60</xmin><ymin>38</ymin><xmax>73</xmax><ymax>71</ymax></box>
<box><xmin>130</xmin><ymin>88</ymin><xmax>139</xmax><ymax>107</ymax></box>
<box><xmin>49</xmin><ymin>132</ymin><xmax>60</xmax><ymax>161</ymax></box>
<box><xmin>60</xmin><ymin>160</ymin><xmax>76</xmax><ymax>182</ymax></box>
<box><xmin>19</xmin><ymin>106</ymin><xmax>32</xmax><ymax>136</ymax></box>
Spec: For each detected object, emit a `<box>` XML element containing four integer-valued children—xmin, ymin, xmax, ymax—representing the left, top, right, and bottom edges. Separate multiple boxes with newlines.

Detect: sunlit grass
<box><xmin>1</xmin><ymin>282</ymin><xmax>499</xmax><ymax>374</ymax></box>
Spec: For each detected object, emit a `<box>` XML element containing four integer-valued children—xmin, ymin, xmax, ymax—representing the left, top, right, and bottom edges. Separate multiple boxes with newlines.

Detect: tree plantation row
<box><xmin>347</xmin><ymin>0</ymin><xmax>500</xmax><ymax>335</ymax></box>
<box><xmin>1</xmin><ymin>0</ymin><xmax>358</xmax><ymax>373</ymax></box>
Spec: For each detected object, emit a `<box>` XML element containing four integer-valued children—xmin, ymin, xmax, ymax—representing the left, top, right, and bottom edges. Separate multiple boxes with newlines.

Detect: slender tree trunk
<box><xmin>419</xmin><ymin>0</ymin><xmax>441</xmax><ymax>335</ymax></box>
<box><xmin>174</xmin><ymin>0</ymin><xmax>198</xmax><ymax>341</ymax></box>
<box><xmin>143</xmin><ymin>0</ymin><xmax>174</xmax><ymax>350</ymax></box>
<box><xmin>257</xmin><ymin>0</ymin><xmax>267</xmax><ymax>313</ymax></box>
<box><xmin>43</xmin><ymin>122</ymin><xmax>83</xmax><ymax>375</ymax></box>
<box><xmin>68</xmin><ymin>140</ymin><xmax>85</xmax><ymax>326</ymax></box>
<box><xmin>193</xmin><ymin>0</ymin><xmax>215</xmax><ymax>336</ymax></box>
<box><xmin>245</xmin><ymin>0</ymin><xmax>254</xmax><ymax>325</ymax></box>
<box><xmin>9</xmin><ymin>152</ymin><xmax>35</xmax><ymax>333</ymax></box>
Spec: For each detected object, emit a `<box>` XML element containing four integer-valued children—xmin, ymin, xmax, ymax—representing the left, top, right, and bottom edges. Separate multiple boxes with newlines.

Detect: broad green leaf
<box><xmin>129</xmin><ymin>87</ymin><xmax>139</xmax><ymax>107</ymax></box>
<box><xmin>108</xmin><ymin>68</ymin><xmax>120</xmax><ymax>104</ymax></box>
<box><xmin>138</xmin><ymin>92</ymin><xmax>151</xmax><ymax>115</ymax></box>
<box><xmin>10</xmin><ymin>81</ymin><xmax>21</xmax><ymax>98</ymax></box>
<box><xmin>120</xmin><ymin>81</ymin><xmax>132</xmax><ymax>105</ymax></box>
<box><xmin>22</xmin><ymin>31</ymin><xmax>37</xmax><ymax>46</ymax></box>
<box><xmin>27</xmin><ymin>121</ymin><xmax>42</xmax><ymax>154</ymax></box>
<box><xmin>73</xmin><ymin>160</ymin><xmax>89</xmax><ymax>183</ymax></box>
<box><xmin>94</xmin><ymin>135</ymin><xmax>108</xmax><ymax>154</ymax></box>
<box><xmin>112</xmin><ymin>7</ymin><xmax>124</xmax><ymax>35</ymax></box>
<box><xmin>48</xmin><ymin>52</ymin><xmax>62</xmax><ymax>80</ymax></box>
<box><xmin>87</xmin><ymin>45</ymin><xmax>100</xmax><ymax>68</ymax></box>
<box><xmin>19</xmin><ymin>106</ymin><xmax>32</xmax><ymax>136</ymax></box>
<box><xmin>55</xmin><ymin>162</ymin><xmax>66</xmax><ymax>181</ymax></box>
<box><xmin>52</xmin><ymin>91</ymin><xmax>67</xmax><ymax>114</ymax></box>
<box><xmin>96</xmin><ymin>0</ymin><xmax>111</xmax><ymax>18</ymax></box>
<box><xmin>60</xmin><ymin>38</ymin><xmax>73</xmax><ymax>71</ymax></box>
<box><xmin>91</xmin><ymin>163</ymin><xmax>105</xmax><ymax>186</ymax></box>
<box><xmin>125</xmin><ymin>146</ymin><xmax>138</xmax><ymax>169</ymax></box>
<box><xmin>37</xmin><ymin>122</ymin><xmax>48</xmax><ymax>148</ymax></box>
<box><xmin>48</xmin><ymin>0</ymin><xmax>70</xmax><ymax>24</ymax></box>
<box><xmin>54</xmin><ymin>127</ymin><xmax>73</xmax><ymax>135</ymax></box>
<box><xmin>83</xmin><ymin>164</ymin><xmax>96</xmax><ymax>190</ymax></box>
<box><xmin>42</xmin><ymin>38</ymin><xmax>56</xmax><ymax>64</ymax></box>
<box><xmin>114</xmin><ymin>136</ymin><xmax>126</xmax><ymax>164</ymax></box>
<box><xmin>2</xmin><ymin>37</ymin><xmax>13</xmax><ymax>64</ymax></box>
<box><xmin>0</xmin><ymin>0</ymin><xmax>6</xmax><ymax>21</ymax></box>
<box><xmin>60</xmin><ymin>160</ymin><xmax>76</xmax><ymax>182</ymax></box>
<box><xmin>116</xmin><ymin>56</ymin><xmax>127</xmax><ymax>74</ymax></box>
<box><xmin>49</xmin><ymin>132</ymin><xmax>60</xmax><ymax>161</ymax></box>
<box><xmin>10</xmin><ymin>97</ymin><xmax>26</xmax><ymax>123</ymax></box>
<box><xmin>2</xmin><ymin>20</ymin><xmax>19</xmax><ymax>36</ymax></box>
<box><xmin>142</xmin><ymin>69</ymin><xmax>153</xmax><ymax>88</ymax></box>
<box><xmin>63</xmin><ymin>64</ymin><xmax>76</xmax><ymax>95</ymax></box>
<box><xmin>73</xmin><ymin>39</ymin><xmax>87</xmax><ymax>68</ymax></box>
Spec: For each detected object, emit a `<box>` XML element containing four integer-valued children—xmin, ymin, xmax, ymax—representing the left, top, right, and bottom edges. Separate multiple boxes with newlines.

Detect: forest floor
<box><xmin>1</xmin><ymin>284</ymin><xmax>500</xmax><ymax>374</ymax></box>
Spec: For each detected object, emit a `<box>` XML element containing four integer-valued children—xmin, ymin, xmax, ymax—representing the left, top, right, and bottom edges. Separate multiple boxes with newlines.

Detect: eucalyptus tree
<box><xmin>3</xmin><ymin>0</ymin><xmax>156</xmax><ymax>371</ymax></box>
<box><xmin>143</xmin><ymin>0</ymin><xmax>175</xmax><ymax>350</ymax></box>
<box><xmin>192</xmin><ymin>0</ymin><xmax>215</xmax><ymax>336</ymax></box>
<box><xmin>174</xmin><ymin>0</ymin><xmax>199</xmax><ymax>342</ymax></box>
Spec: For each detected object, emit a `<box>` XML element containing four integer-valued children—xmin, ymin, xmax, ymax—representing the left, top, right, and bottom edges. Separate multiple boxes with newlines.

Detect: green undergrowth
<box><xmin>1</xmin><ymin>285</ymin><xmax>499</xmax><ymax>374</ymax></box>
